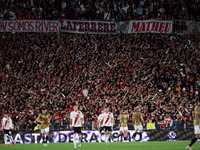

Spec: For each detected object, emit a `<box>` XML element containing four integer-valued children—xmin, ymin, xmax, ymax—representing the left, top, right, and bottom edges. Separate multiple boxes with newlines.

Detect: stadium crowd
<box><xmin>0</xmin><ymin>32</ymin><xmax>199</xmax><ymax>131</ymax></box>
<box><xmin>0</xmin><ymin>0</ymin><xmax>200</xmax><ymax>21</ymax></box>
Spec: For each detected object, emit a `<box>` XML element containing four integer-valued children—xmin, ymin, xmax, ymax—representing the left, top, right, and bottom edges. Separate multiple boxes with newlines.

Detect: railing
<box><xmin>17</xmin><ymin>120</ymin><xmax>194</xmax><ymax>131</ymax></box>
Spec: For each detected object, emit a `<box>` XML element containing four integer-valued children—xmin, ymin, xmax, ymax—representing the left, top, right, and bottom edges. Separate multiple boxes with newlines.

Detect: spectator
<box><xmin>178</xmin><ymin>119</ymin><xmax>183</xmax><ymax>130</ymax></box>
<box><xmin>146</xmin><ymin>119</ymin><xmax>156</xmax><ymax>130</ymax></box>
<box><xmin>172</xmin><ymin>118</ymin><xmax>178</xmax><ymax>129</ymax></box>
<box><xmin>164</xmin><ymin>114</ymin><xmax>173</xmax><ymax>128</ymax></box>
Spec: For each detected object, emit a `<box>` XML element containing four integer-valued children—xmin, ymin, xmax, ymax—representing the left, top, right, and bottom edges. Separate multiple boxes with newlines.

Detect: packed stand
<box><xmin>0</xmin><ymin>0</ymin><xmax>200</xmax><ymax>21</ymax></box>
<box><xmin>0</xmin><ymin>32</ymin><xmax>200</xmax><ymax>131</ymax></box>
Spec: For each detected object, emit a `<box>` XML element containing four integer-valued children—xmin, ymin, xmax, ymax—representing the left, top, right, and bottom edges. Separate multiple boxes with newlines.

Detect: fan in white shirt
<box><xmin>1</xmin><ymin>112</ymin><xmax>14</xmax><ymax>146</ymax></box>
<box><xmin>97</xmin><ymin>110</ymin><xmax>105</xmax><ymax>143</ymax></box>
<box><xmin>102</xmin><ymin>108</ymin><xmax>115</xmax><ymax>144</ymax></box>
<box><xmin>70</xmin><ymin>105</ymin><xmax>84</xmax><ymax>148</ymax></box>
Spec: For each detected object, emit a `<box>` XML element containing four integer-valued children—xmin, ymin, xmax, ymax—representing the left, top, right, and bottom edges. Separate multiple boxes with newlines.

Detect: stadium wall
<box><xmin>0</xmin><ymin>129</ymin><xmax>194</xmax><ymax>144</ymax></box>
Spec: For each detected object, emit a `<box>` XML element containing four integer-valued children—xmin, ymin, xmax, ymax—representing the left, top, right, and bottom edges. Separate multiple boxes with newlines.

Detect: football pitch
<box><xmin>0</xmin><ymin>141</ymin><xmax>199</xmax><ymax>150</ymax></box>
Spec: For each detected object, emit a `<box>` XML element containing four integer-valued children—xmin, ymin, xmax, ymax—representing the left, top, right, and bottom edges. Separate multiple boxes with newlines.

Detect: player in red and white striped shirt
<box><xmin>102</xmin><ymin>107</ymin><xmax>114</xmax><ymax>144</ymax></box>
<box><xmin>70</xmin><ymin>105</ymin><xmax>84</xmax><ymax>148</ymax></box>
<box><xmin>1</xmin><ymin>112</ymin><xmax>14</xmax><ymax>146</ymax></box>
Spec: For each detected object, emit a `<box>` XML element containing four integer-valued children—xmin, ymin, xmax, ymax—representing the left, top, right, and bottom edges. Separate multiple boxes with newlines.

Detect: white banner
<box><xmin>128</xmin><ymin>20</ymin><xmax>173</xmax><ymax>33</ymax></box>
<box><xmin>186</xmin><ymin>21</ymin><xmax>200</xmax><ymax>34</ymax></box>
<box><xmin>2</xmin><ymin>19</ymin><xmax>199</xmax><ymax>34</ymax></box>
<box><xmin>60</xmin><ymin>20</ymin><xmax>116</xmax><ymax>34</ymax></box>
<box><xmin>0</xmin><ymin>20</ymin><xmax>59</xmax><ymax>32</ymax></box>
<box><xmin>173</xmin><ymin>20</ymin><xmax>200</xmax><ymax>34</ymax></box>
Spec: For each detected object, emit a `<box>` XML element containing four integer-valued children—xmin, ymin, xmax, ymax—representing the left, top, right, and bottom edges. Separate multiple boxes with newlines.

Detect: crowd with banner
<box><xmin>0</xmin><ymin>20</ymin><xmax>199</xmax><ymax>34</ymax></box>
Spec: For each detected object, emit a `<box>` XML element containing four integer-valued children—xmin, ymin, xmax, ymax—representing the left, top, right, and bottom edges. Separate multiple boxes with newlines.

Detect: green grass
<box><xmin>0</xmin><ymin>141</ymin><xmax>199</xmax><ymax>150</ymax></box>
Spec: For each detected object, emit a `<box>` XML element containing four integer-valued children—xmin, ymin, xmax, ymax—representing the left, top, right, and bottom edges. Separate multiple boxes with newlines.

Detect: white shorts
<box><xmin>135</xmin><ymin>125</ymin><xmax>143</xmax><ymax>131</ymax></box>
<box><xmin>41</xmin><ymin>127</ymin><xmax>49</xmax><ymax>134</ymax></box>
<box><xmin>120</xmin><ymin>126</ymin><xmax>128</xmax><ymax>132</ymax></box>
<box><xmin>194</xmin><ymin>125</ymin><xmax>200</xmax><ymax>134</ymax></box>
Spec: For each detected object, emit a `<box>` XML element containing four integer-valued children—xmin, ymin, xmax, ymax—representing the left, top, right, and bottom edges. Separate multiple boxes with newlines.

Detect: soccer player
<box><xmin>102</xmin><ymin>107</ymin><xmax>114</xmax><ymax>144</ymax></box>
<box><xmin>70</xmin><ymin>105</ymin><xmax>84</xmax><ymax>148</ymax></box>
<box><xmin>36</xmin><ymin>107</ymin><xmax>51</xmax><ymax>146</ymax></box>
<box><xmin>132</xmin><ymin>106</ymin><xmax>144</xmax><ymax>142</ymax></box>
<box><xmin>186</xmin><ymin>100</ymin><xmax>200</xmax><ymax>150</ymax></box>
<box><xmin>118</xmin><ymin>110</ymin><xmax>129</xmax><ymax>142</ymax></box>
<box><xmin>97</xmin><ymin>109</ymin><xmax>105</xmax><ymax>143</ymax></box>
<box><xmin>1</xmin><ymin>112</ymin><xmax>14</xmax><ymax>146</ymax></box>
